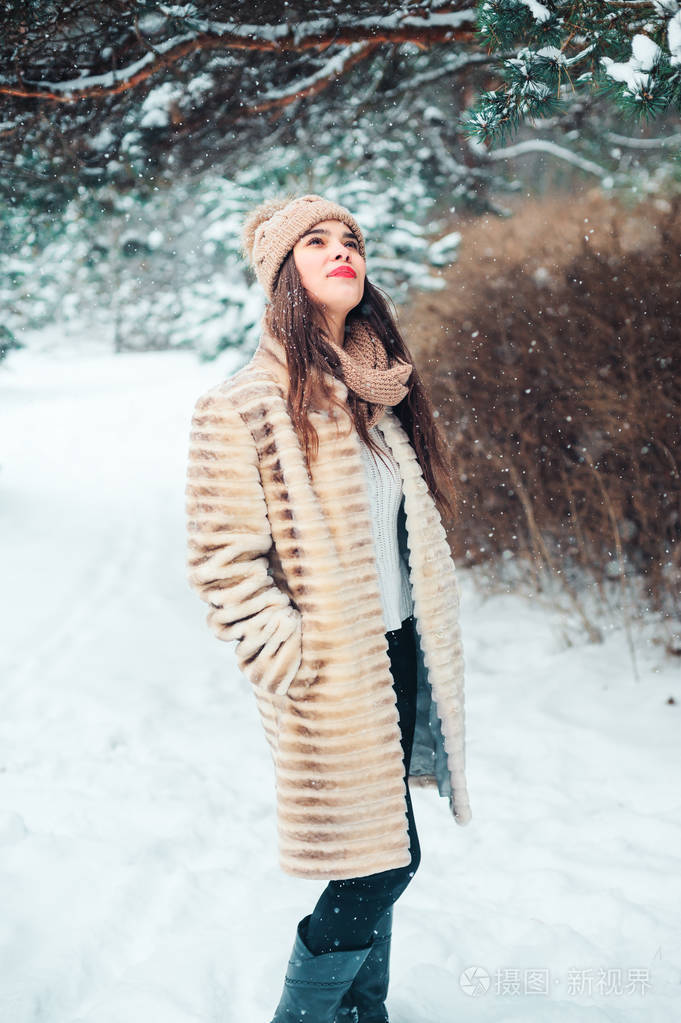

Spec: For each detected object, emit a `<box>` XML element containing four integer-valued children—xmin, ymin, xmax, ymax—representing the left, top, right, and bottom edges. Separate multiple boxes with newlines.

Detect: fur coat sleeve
<box><xmin>185</xmin><ymin>387</ymin><xmax>302</xmax><ymax>697</ymax></box>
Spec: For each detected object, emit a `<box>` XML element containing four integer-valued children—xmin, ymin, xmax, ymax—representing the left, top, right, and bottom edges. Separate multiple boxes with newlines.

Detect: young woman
<box><xmin>185</xmin><ymin>194</ymin><xmax>472</xmax><ymax>1023</ymax></box>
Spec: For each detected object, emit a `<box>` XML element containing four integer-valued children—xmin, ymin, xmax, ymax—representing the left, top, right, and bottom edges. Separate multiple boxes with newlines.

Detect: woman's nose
<box><xmin>328</xmin><ymin>238</ymin><xmax>350</xmax><ymax>258</ymax></box>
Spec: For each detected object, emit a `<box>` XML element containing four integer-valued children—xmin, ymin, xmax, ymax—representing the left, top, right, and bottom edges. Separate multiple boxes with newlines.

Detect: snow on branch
<box><xmin>1</xmin><ymin>6</ymin><xmax>477</xmax><ymax>103</ymax></box>
<box><xmin>159</xmin><ymin>6</ymin><xmax>476</xmax><ymax>46</ymax></box>
<box><xmin>604</xmin><ymin>130</ymin><xmax>681</xmax><ymax>148</ymax></box>
<box><xmin>383</xmin><ymin>49</ymin><xmax>516</xmax><ymax>97</ymax></box>
<box><xmin>247</xmin><ymin>42</ymin><xmax>377</xmax><ymax>113</ymax></box>
<box><xmin>518</xmin><ymin>0</ymin><xmax>552</xmax><ymax>22</ymax></box>
<box><xmin>601</xmin><ymin>34</ymin><xmax>664</xmax><ymax>94</ymax></box>
<box><xmin>484</xmin><ymin>138</ymin><xmax>609</xmax><ymax>178</ymax></box>
<box><xmin>3</xmin><ymin>32</ymin><xmax>197</xmax><ymax>102</ymax></box>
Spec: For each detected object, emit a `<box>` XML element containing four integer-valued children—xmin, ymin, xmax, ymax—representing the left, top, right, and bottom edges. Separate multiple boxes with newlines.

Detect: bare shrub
<box><xmin>400</xmin><ymin>190</ymin><xmax>681</xmax><ymax>656</ymax></box>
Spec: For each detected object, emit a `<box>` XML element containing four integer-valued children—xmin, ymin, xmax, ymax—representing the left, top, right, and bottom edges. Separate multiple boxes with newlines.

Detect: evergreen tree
<box><xmin>462</xmin><ymin>0</ymin><xmax>681</xmax><ymax>144</ymax></box>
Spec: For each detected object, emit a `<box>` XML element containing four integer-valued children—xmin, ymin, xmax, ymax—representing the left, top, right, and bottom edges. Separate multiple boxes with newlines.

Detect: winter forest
<box><xmin>1</xmin><ymin>2</ymin><xmax>680</xmax><ymax>1021</ymax></box>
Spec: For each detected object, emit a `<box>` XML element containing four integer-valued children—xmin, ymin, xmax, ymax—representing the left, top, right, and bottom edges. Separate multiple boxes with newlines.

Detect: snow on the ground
<box><xmin>1</xmin><ymin>334</ymin><xmax>679</xmax><ymax>1023</ymax></box>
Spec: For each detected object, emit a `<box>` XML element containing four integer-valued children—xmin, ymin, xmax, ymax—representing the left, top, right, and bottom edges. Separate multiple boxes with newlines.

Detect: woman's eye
<box><xmin>308</xmin><ymin>237</ymin><xmax>358</xmax><ymax>248</ymax></box>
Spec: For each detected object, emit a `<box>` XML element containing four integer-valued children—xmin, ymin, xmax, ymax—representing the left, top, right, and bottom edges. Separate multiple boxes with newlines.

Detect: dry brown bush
<box><xmin>400</xmin><ymin>190</ymin><xmax>681</xmax><ymax>656</ymax></box>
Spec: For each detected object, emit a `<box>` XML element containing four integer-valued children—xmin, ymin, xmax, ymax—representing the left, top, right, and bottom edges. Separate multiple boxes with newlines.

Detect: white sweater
<box><xmin>358</xmin><ymin>422</ymin><xmax>415</xmax><ymax>631</ymax></box>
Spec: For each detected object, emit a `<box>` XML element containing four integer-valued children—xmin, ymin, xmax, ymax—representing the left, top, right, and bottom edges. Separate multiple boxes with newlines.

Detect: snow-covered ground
<box><xmin>1</xmin><ymin>333</ymin><xmax>679</xmax><ymax>1023</ymax></box>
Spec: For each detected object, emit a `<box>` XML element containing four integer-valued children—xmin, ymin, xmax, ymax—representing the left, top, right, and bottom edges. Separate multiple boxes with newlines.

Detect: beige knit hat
<box><xmin>240</xmin><ymin>193</ymin><xmax>367</xmax><ymax>301</ymax></box>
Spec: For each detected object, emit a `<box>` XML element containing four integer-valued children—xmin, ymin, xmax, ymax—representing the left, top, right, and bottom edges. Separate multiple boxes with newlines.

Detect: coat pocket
<box><xmin>234</xmin><ymin>602</ymin><xmax>303</xmax><ymax>698</ymax></box>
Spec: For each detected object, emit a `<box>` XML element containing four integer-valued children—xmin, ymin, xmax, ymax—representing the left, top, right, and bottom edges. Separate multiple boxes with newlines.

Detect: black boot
<box><xmin>335</xmin><ymin>906</ymin><xmax>392</xmax><ymax>1022</ymax></box>
<box><xmin>270</xmin><ymin>913</ymin><xmax>374</xmax><ymax>1023</ymax></box>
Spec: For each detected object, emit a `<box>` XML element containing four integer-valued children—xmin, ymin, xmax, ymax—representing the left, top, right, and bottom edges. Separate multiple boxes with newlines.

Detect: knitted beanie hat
<box><xmin>240</xmin><ymin>193</ymin><xmax>367</xmax><ymax>301</ymax></box>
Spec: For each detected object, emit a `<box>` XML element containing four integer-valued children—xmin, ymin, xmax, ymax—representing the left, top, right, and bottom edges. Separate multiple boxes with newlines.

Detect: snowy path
<box><xmin>1</xmin><ymin>341</ymin><xmax>679</xmax><ymax>1023</ymax></box>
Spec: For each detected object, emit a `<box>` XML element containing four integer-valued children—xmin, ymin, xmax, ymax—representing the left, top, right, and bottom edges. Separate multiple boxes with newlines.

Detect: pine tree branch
<box><xmin>601</xmin><ymin>1</ymin><xmax>658</xmax><ymax>7</ymax></box>
<box><xmin>604</xmin><ymin>130</ymin><xmax>681</xmax><ymax>148</ymax></box>
<box><xmin>247</xmin><ymin>42</ymin><xmax>379</xmax><ymax>114</ymax></box>
<box><xmin>484</xmin><ymin>138</ymin><xmax>609</xmax><ymax>178</ymax></box>
<box><xmin>0</xmin><ymin>7</ymin><xmax>477</xmax><ymax>103</ymax></box>
<box><xmin>380</xmin><ymin>49</ymin><xmax>516</xmax><ymax>98</ymax></box>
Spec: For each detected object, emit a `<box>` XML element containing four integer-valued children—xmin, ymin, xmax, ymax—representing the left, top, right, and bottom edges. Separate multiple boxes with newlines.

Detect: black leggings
<box><xmin>305</xmin><ymin>614</ymin><xmax>422</xmax><ymax>955</ymax></box>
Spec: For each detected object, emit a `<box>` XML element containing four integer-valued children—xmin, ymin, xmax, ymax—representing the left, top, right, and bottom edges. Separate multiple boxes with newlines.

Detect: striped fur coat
<box><xmin>185</xmin><ymin>322</ymin><xmax>472</xmax><ymax>880</ymax></box>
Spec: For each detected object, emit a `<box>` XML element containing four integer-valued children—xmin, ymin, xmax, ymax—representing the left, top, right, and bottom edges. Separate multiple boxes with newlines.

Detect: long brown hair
<box><xmin>265</xmin><ymin>250</ymin><xmax>459</xmax><ymax>523</ymax></box>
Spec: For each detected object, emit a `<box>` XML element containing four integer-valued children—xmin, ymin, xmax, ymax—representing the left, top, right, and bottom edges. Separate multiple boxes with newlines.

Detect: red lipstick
<box><xmin>328</xmin><ymin>266</ymin><xmax>357</xmax><ymax>278</ymax></box>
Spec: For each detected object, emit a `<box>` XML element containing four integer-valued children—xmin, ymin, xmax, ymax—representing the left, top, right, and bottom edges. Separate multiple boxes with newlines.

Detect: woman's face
<box><xmin>292</xmin><ymin>219</ymin><xmax>366</xmax><ymax>323</ymax></box>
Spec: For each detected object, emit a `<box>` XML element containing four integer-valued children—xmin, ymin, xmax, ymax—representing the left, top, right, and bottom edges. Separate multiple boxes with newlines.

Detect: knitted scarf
<box><xmin>322</xmin><ymin>319</ymin><xmax>412</xmax><ymax>430</ymax></box>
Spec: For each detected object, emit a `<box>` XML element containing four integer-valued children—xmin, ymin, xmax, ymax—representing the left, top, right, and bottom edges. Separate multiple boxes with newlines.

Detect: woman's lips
<box><xmin>328</xmin><ymin>267</ymin><xmax>357</xmax><ymax>278</ymax></box>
